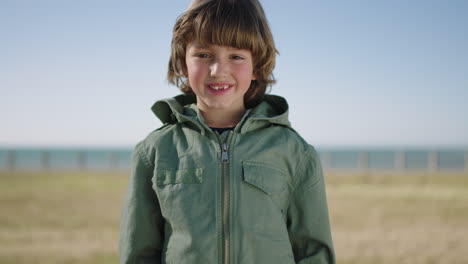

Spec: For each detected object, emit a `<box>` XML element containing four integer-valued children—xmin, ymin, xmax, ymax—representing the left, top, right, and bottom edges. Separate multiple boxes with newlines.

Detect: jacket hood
<box><xmin>151</xmin><ymin>94</ymin><xmax>291</xmax><ymax>133</ymax></box>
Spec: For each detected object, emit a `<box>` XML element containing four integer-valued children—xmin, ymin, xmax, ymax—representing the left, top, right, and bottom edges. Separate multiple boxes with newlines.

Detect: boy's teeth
<box><xmin>210</xmin><ymin>85</ymin><xmax>229</xmax><ymax>90</ymax></box>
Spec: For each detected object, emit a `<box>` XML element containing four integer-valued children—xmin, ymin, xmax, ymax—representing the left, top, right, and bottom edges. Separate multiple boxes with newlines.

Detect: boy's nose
<box><xmin>210</xmin><ymin>61</ymin><xmax>228</xmax><ymax>77</ymax></box>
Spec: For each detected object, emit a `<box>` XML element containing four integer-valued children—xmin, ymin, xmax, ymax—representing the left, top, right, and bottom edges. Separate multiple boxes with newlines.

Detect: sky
<box><xmin>1</xmin><ymin>0</ymin><xmax>467</xmax><ymax>149</ymax></box>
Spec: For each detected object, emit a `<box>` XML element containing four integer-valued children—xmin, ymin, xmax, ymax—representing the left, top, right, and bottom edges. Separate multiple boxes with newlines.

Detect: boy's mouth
<box><xmin>209</xmin><ymin>85</ymin><xmax>230</xmax><ymax>90</ymax></box>
<box><xmin>207</xmin><ymin>82</ymin><xmax>233</xmax><ymax>92</ymax></box>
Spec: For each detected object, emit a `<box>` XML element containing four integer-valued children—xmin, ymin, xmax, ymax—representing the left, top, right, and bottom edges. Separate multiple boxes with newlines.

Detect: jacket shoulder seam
<box><xmin>292</xmin><ymin>146</ymin><xmax>320</xmax><ymax>189</ymax></box>
<box><xmin>135</xmin><ymin>141</ymin><xmax>153</xmax><ymax>169</ymax></box>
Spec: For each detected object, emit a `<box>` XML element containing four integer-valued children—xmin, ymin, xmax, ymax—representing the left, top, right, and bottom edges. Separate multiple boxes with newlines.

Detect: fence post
<box><xmin>395</xmin><ymin>151</ymin><xmax>406</xmax><ymax>171</ymax></box>
<box><xmin>41</xmin><ymin>150</ymin><xmax>50</xmax><ymax>171</ymax></box>
<box><xmin>359</xmin><ymin>151</ymin><xmax>368</xmax><ymax>171</ymax></box>
<box><xmin>428</xmin><ymin>151</ymin><xmax>438</xmax><ymax>172</ymax></box>
<box><xmin>109</xmin><ymin>151</ymin><xmax>119</xmax><ymax>171</ymax></box>
<box><xmin>465</xmin><ymin>151</ymin><xmax>468</xmax><ymax>172</ymax></box>
<box><xmin>7</xmin><ymin>150</ymin><xmax>16</xmax><ymax>171</ymax></box>
<box><xmin>320</xmin><ymin>152</ymin><xmax>332</xmax><ymax>170</ymax></box>
<box><xmin>78</xmin><ymin>151</ymin><xmax>87</xmax><ymax>171</ymax></box>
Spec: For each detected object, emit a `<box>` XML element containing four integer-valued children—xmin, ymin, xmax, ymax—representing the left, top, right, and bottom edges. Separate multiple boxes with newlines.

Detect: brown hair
<box><xmin>167</xmin><ymin>0</ymin><xmax>278</xmax><ymax>108</ymax></box>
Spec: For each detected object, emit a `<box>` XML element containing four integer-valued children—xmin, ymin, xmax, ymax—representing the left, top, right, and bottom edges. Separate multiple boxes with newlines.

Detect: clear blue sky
<box><xmin>1</xmin><ymin>0</ymin><xmax>467</xmax><ymax>148</ymax></box>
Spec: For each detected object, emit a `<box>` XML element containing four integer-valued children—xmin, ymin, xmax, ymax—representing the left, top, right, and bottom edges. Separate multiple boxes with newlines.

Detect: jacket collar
<box><xmin>151</xmin><ymin>94</ymin><xmax>292</xmax><ymax>134</ymax></box>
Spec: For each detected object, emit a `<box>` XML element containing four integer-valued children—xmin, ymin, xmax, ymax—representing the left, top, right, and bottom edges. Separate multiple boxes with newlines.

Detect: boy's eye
<box><xmin>231</xmin><ymin>55</ymin><xmax>244</xmax><ymax>60</ymax></box>
<box><xmin>196</xmin><ymin>53</ymin><xmax>211</xmax><ymax>58</ymax></box>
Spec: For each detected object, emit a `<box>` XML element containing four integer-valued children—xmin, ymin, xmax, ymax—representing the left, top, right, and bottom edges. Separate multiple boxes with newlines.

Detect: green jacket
<box><xmin>119</xmin><ymin>94</ymin><xmax>335</xmax><ymax>264</ymax></box>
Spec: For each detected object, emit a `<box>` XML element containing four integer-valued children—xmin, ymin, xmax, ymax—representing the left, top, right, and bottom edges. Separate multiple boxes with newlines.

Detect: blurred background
<box><xmin>1</xmin><ymin>0</ymin><xmax>467</xmax><ymax>263</ymax></box>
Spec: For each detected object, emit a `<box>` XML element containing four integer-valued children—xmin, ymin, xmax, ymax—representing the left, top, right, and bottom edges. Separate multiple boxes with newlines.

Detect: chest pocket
<box><xmin>241</xmin><ymin>161</ymin><xmax>291</xmax><ymax>221</ymax></box>
<box><xmin>155</xmin><ymin>168</ymin><xmax>203</xmax><ymax>186</ymax></box>
<box><xmin>152</xmin><ymin>168</ymin><xmax>205</xmax><ymax>229</ymax></box>
<box><xmin>243</xmin><ymin>162</ymin><xmax>288</xmax><ymax>195</ymax></box>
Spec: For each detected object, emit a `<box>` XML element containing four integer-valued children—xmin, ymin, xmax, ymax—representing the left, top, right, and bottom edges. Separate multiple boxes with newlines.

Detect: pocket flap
<box><xmin>242</xmin><ymin>161</ymin><xmax>288</xmax><ymax>195</ymax></box>
<box><xmin>156</xmin><ymin>168</ymin><xmax>203</xmax><ymax>186</ymax></box>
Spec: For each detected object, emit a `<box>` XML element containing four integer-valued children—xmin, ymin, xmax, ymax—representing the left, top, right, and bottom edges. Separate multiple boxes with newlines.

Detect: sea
<box><xmin>0</xmin><ymin>147</ymin><xmax>466</xmax><ymax>171</ymax></box>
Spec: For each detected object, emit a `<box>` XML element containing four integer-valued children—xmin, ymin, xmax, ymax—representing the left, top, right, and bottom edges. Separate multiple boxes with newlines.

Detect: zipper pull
<box><xmin>221</xmin><ymin>143</ymin><xmax>229</xmax><ymax>163</ymax></box>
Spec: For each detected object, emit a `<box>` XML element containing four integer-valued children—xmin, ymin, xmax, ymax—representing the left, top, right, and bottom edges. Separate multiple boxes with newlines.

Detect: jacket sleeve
<box><xmin>119</xmin><ymin>142</ymin><xmax>164</xmax><ymax>264</ymax></box>
<box><xmin>287</xmin><ymin>146</ymin><xmax>335</xmax><ymax>264</ymax></box>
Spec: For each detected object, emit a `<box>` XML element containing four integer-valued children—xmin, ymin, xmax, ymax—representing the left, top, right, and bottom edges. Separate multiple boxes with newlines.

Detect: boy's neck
<box><xmin>198</xmin><ymin>107</ymin><xmax>246</xmax><ymax>128</ymax></box>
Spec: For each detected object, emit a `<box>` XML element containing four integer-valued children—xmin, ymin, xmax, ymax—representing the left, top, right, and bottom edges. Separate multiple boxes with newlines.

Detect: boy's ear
<box><xmin>181</xmin><ymin>64</ymin><xmax>188</xmax><ymax>77</ymax></box>
<box><xmin>251</xmin><ymin>71</ymin><xmax>257</xmax><ymax>80</ymax></box>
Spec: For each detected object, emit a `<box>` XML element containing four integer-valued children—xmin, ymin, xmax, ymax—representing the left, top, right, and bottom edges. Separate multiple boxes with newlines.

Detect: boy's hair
<box><xmin>167</xmin><ymin>0</ymin><xmax>277</xmax><ymax>108</ymax></box>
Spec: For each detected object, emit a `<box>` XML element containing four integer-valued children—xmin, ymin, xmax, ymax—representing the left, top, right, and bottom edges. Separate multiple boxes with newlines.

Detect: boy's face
<box><xmin>185</xmin><ymin>40</ymin><xmax>256</xmax><ymax>115</ymax></box>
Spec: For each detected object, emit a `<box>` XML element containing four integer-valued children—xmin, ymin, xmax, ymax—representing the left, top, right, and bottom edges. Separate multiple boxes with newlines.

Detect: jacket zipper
<box><xmin>217</xmin><ymin>132</ymin><xmax>233</xmax><ymax>264</ymax></box>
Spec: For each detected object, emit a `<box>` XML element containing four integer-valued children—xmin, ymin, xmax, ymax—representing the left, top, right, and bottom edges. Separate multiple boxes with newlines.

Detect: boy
<box><xmin>119</xmin><ymin>0</ymin><xmax>335</xmax><ymax>263</ymax></box>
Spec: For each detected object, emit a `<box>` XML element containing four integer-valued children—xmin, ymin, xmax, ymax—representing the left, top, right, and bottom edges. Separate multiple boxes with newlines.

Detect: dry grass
<box><xmin>0</xmin><ymin>170</ymin><xmax>467</xmax><ymax>263</ymax></box>
<box><xmin>327</xmin><ymin>171</ymin><xmax>468</xmax><ymax>264</ymax></box>
<box><xmin>0</xmin><ymin>171</ymin><xmax>128</xmax><ymax>264</ymax></box>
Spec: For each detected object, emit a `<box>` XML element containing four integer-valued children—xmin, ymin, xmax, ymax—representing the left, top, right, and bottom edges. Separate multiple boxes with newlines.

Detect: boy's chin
<box><xmin>197</xmin><ymin>100</ymin><xmax>244</xmax><ymax>112</ymax></box>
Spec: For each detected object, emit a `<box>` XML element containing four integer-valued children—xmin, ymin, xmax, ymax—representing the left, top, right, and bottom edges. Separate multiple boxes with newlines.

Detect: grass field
<box><xmin>0</xmin><ymin>170</ymin><xmax>467</xmax><ymax>264</ymax></box>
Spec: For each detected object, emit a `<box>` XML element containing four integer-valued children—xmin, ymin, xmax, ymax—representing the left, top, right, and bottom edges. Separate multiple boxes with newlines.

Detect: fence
<box><xmin>0</xmin><ymin>149</ymin><xmax>131</xmax><ymax>171</ymax></box>
<box><xmin>319</xmin><ymin>149</ymin><xmax>468</xmax><ymax>171</ymax></box>
<box><xmin>0</xmin><ymin>148</ymin><xmax>467</xmax><ymax>172</ymax></box>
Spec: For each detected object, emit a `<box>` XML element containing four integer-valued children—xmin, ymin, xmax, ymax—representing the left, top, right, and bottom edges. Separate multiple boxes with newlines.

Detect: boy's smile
<box><xmin>185</xmin><ymin>41</ymin><xmax>256</xmax><ymax>117</ymax></box>
<box><xmin>206</xmin><ymin>81</ymin><xmax>233</xmax><ymax>93</ymax></box>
